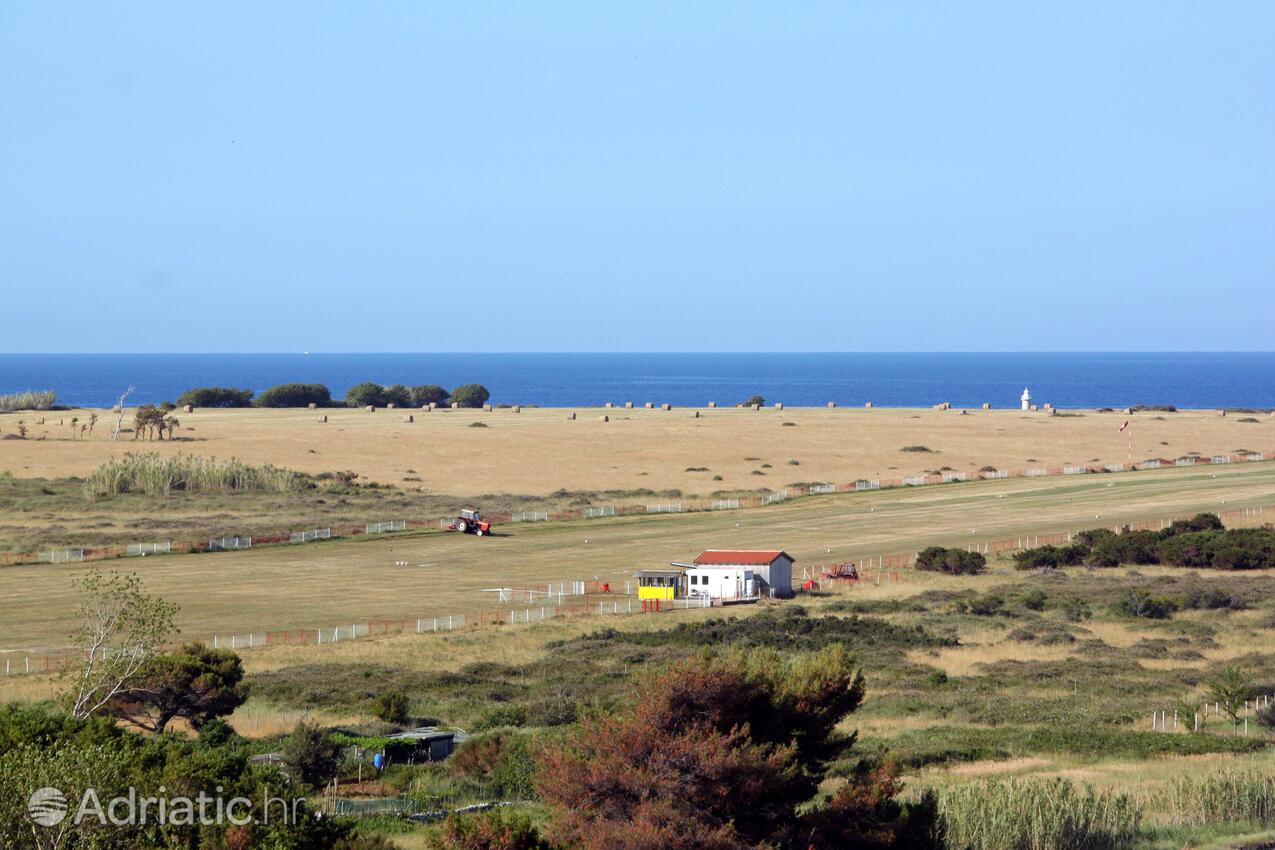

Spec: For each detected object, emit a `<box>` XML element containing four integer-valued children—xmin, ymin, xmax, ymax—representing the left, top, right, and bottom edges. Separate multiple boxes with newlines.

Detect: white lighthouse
<box><xmin>1020</xmin><ymin>387</ymin><xmax>1031</xmax><ymax>410</ymax></box>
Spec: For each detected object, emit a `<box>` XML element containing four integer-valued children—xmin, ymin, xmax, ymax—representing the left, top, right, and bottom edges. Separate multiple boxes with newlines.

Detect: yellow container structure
<box><xmin>636</xmin><ymin>569</ymin><xmax>683</xmax><ymax>601</ymax></box>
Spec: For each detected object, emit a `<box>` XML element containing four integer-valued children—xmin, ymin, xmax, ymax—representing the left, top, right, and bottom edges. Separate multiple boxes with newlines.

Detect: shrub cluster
<box><xmin>0</xmin><ymin>705</ymin><xmax>360</xmax><ymax>848</ymax></box>
<box><xmin>254</xmin><ymin>383</ymin><xmax>332</xmax><ymax>407</ymax></box>
<box><xmin>175</xmin><ymin>387</ymin><xmax>253</xmax><ymax>408</ymax></box>
<box><xmin>915</xmin><ymin>546</ymin><xmax>986</xmax><ymax>576</ymax></box>
<box><xmin>1013</xmin><ymin>514</ymin><xmax>1275</xmax><ymax>571</ymax></box>
<box><xmin>343</xmin><ymin>382</ymin><xmax>484</xmax><ymax>408</ymax></box>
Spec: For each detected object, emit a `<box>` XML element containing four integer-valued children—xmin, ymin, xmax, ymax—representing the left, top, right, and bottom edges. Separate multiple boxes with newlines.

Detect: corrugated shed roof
<box><xmin>693</xmin><ymin>550</ymin><xmax>792</xmax><ymax>566</ymax></box>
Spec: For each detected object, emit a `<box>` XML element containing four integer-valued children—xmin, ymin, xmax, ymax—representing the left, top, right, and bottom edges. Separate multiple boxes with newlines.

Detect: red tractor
<box><xmin>449</xmin><ymin>509</ymin><xmax>492</xmax><ymax>537</ymax></box>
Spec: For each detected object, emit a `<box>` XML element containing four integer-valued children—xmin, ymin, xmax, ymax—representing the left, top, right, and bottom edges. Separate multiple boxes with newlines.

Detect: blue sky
<box><xmin>1</xmin><ymin>3</ymin><xmax>1271</xmax><ymax>352</ymax></box>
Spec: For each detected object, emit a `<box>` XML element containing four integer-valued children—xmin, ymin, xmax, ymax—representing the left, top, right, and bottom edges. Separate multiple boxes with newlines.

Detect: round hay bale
<box><xmin>403</xmin><ymin>414</ymin><xmax>414</xmax><ymax>423</ymax></box>
<box><xmin>774</xmin><ymin>402</ymin><xmax>783</xmax><ymax>410</ymax></box>
<box><xmin>661</xmin><ymin>403</ymin><xmax>671</xmax><ymax>411</ymax></box>
<box><xmin>308</xmin><ymin>402</ymin><xmax>318</xmax><ymax>409</ymax></box>
<box><xmin>827</xmin><ymin>401</ymin><xmax>836</xmax><ymax>408</ymax></box>
<box><xmin>319</xmin><ymin>415</ymin><xmax>328</xmax><ymax>423</ymax></box>
<box><xmin>600</xmin><ymin>414</ymin><xmax>609</xmax><ymax>422</ymax></box>
<box><xmin>451</xmin><ymin>402</ymin><xmax>460</xmax><ymax>409</ymax></box>
<box><xmin>625</xmin><ymin>401</ymin><xmax>634</xmax><ymax>409</ymax></box>
<box><xmin>512</xmin><ymin>405</ymin><xmax>521</xmax><ymax>413</ymax></box>
<box><xmin>708</xmin><ymin>401</ymin><xmax>717</xmax><ymax>408</ymax></box>
<box><xmin>750</xmin><ymin>404</ymin><xmax>760</xmax><ymax>411</ymax></box>
<box><xmin>567</xmin><ymin>411</ymin><xmax>576</xmax><ymax>420</ymax></box>
<box><xmin>693</xmin><ymin>410</ymin><xmax>700</xmax><ymax>418</ymax></box>
<box><xmin>365</xmin><ymin>405</ymin><xmax>376</xmax><ymax>412</ymax></box>
<box><xmin>483</xmin><ymin>403</ymin><xmax>493</xmax><ymax>412</ymax></box>
<box><xmin>426</xmin><ymin>402</ymin><xmax>435</xmax><ymax>410</ymax></box>
<box><xmin>982</xmin><ymin>402</ymin><xmax>991</xmax><ymax>410</ymax></box>
<box><xmin>1030</xmin><ymin>404</ymin><xmax>1038</xmax><ymax>411</ymax></box>
<box><xmin>864</xmin><ymin>401</ymin><xmax>873</xmax><ymax>408</ymax></box>
<box><xmin>183</xmin><ymin>404</ymin><xmax>195</xmax><ymax>413</ymax></box>
<box><xmin>644</xmin><ymin>402</ymin><xmax>654</xmax><ymax>409</ymax></box>
<box><xmin>605</xmin><ymin>402</ymin><xmax>614</xmax><ymax>408</ymax></box>
<box><xmin>387</xmin><ymin>402</ymin><xmax>396</xmax><ymax>409</ymax></box>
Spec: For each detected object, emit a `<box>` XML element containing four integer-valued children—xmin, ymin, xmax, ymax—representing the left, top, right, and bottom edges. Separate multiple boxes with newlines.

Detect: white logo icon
<box><xmin>28</xmin><ymin>786</ymin><xmax>68</xmax><ymax>827</ymax></box>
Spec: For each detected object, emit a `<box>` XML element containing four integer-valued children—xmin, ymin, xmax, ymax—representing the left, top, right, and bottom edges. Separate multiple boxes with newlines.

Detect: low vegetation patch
<box><xmin>175</xmin><ymin>387</ymin><xmax>254</xmax><ymax>408</ymax></box>
<box><xmin>915</xmin><ymin>546</ymin><xmax>987</xmax><ymax>576</ymax></box>
<box><xmin>254</xmin><ymin>382</ymin><xmax>331</xmax><ymax>407</ymax></box>
<box><xmin>1012</xmin><ymin>513</ymin><xmax>1275</xmax><ymax>570</ymax></box>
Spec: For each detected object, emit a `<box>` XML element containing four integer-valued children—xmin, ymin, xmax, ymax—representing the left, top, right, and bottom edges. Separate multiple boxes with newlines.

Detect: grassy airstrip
<box><xmin>2</xmin><ymin>460</ymin><xmax>1274</xmax><ymax>651</ymax></box>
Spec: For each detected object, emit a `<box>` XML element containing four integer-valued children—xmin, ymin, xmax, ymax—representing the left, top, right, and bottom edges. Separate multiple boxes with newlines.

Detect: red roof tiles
<box><xmin>693</xmin><ymin>550</ymin><xmax>792</xmax><ymax>566</ymax></box>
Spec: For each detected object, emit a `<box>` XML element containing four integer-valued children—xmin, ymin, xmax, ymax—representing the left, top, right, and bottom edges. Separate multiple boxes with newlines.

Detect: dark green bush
<box><xmin>451</xmin><ymin>384</ymin><xmax>491</xmax><ymax>408</ymax></box>
<box><xmin>255</xmin><ymin>383</ymin><xmax>332</xmax><ymax>407</ymax></box>
<box><xmin>1088</xmin><ymin>530</ymin><xmax>1161</xmax><ymax>567</ymax></box>
<box><xmin>1114</xmin><ymin>590</ymin><xmax>1177</xmax><ymax>620</ymax></box>
<box><xmin>1182</xmin><ymin>586</ymin><xmax>1245</xmax><ymax>611</ymax></box>
<box><xmin>373</xmin><ymin>691</ymin><xmax>410</xmax><ymax>724</ymax></box>
<box><xmin>383</xmin><ymin>384</ymin><xmax>413</xmax><ymax>407</ymax></box>
<box><xmin>176</xmin><ymin>387</ymin><xmax>255</xmax><ymax>408</ymax></box>
<box><xmin>283</xmin><ymin>720</ymin><xmax>343</xmax><ymax>787</ymax></box>
<box><xmin>915</xmin><ymin>546</ymin><xmax>986</xmax><ymax>576</ymax></box>
<box><xmin>1163</xmin><ymin>513</ymin><xmax>1225</xmax><ymax>535</ymax></box>
<box><xmin>410</xmin><ymin>384</ymin><xmax>450</xmax><ymax>407</ymax></box>
<box><xmin>1258</xmin><ymin>702</ymin><xmax>1275</xmax><ymax>731</ymax></box>
<box><xmin>1157</xmin><ymin>531</ymin><xmax>1217</xmax><ymax>567</ymax></box>
<box><xmin>958</xmin><ymin>593</ymin><xmax>1005</xmax><ymax>616</ymax></box>
<box><xmin>1012</xmin><ymin>545</ymin><xmax>1084</xmax><ymax>570</ymax></box>
<box><xmin>345</xmin><ymin>382</ymin><xmax>387</xmax><ymax>407</ymax></box>
<box><xmin>1060</xmin><ymin>597</ymin><xmax>1092</xmax><ymax>622</ymax></box>
<box><xmin>1020</xmin><ymin>589</ymin><xmax>1048</xmax><ymax>611</ymax></box>
<box><xmin>1016</xmin><ymin>519</ymin><xmax>1275</xmax><ymax>571</ymax></box>
<box><xmin>474</xmin><ymin>703</ymin><xmax>528</xmax><ymax>731</ymax></box>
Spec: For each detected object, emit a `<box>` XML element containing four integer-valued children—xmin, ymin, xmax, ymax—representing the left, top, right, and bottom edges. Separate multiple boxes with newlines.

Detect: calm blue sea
<box><xmin>1</xmin><ymin>353</ymin><xmax>1273</xmax><ymax>409</ymax></box>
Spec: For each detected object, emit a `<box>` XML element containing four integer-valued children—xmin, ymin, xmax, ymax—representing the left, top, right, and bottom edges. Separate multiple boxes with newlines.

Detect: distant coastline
<box><xmin>2</xmin><ymin>352</ymin><xmax>1274</xmax><ymax>410</ymax></box>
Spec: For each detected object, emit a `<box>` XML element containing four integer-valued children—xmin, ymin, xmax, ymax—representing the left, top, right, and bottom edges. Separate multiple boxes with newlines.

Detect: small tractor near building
<box><xmin>448</xmin><ymin>509</ymin><xmax>492</xmax><ymax>537</ymax></box>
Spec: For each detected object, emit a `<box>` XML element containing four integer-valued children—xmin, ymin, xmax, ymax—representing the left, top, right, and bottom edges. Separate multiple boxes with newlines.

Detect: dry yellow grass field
<box><xmin>2</xmin><ymin>405</ymin><xmax>1271</xmax><ymax>493</ymax></box>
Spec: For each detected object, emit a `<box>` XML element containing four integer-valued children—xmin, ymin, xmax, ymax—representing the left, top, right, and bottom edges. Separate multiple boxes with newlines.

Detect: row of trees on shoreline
<box><xmin>175</xmin><ymin>382</ymin><xmax>491</xmax><ymax>409</ymax></box>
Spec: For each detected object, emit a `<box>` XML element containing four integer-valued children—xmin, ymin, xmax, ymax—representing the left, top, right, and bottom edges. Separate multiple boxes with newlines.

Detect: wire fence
<box><xmin>1147</xmin><ymin>693</ymin><xmax>1275</xmax><ymax>737</ymax></box>
<box><xmin>0</xmin><ymin>583</ymin><xmax>713</xmax><ymax>677</ymax></box>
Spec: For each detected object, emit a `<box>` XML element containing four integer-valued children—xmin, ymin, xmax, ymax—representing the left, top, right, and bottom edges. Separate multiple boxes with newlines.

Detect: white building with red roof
<box><xmin>677</xmin><ymin>549</ymin><xmax>794</xmax><ymax>600</ymax></box>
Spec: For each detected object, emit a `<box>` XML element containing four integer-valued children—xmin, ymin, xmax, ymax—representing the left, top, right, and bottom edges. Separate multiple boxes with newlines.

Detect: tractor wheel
<box><xmin>476</xmin><ymin>527</ymin><xmax>485</xmax><ymax>537</ymax></box>
<box><xmin>455</xmin><ymin>518</ymin><xmax>469</xmax><ymax>533</ymax></box>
